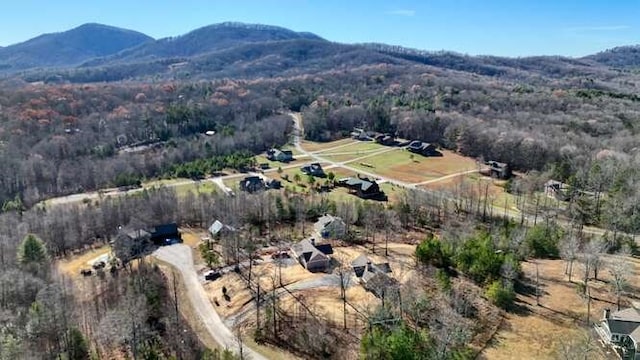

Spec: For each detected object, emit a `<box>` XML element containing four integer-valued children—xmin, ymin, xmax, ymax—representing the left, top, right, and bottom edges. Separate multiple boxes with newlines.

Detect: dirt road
<box><xmin>153</xmin><ymin>244</ymin><xmax>267</xmax><ymax>360</ymax></box>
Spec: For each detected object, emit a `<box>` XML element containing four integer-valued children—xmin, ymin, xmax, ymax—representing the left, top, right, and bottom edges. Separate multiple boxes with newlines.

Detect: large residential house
<box><xmin>300</xmin><ymin>163</ymin><xmax>326</xmax><ymax>177</ymax></box>
<box><xmin>351</xmin><ymin>254</ymin><xmax>396</xmax><ymax>298</ymax></box>
<box><xmin>407</xmin><ymin>140</ymin><xmax>440</xmax><ymax>157</ymax></box>
<box><xmin>114</xmin><ymin>228</ymin><xmax>151</xmax><ymax>259</ymax></box>
<box><xmin>374</xmin><ymin>134</ymin><xmax>397</xmax><ymax>146</ymax></box>
<box><xmin>485</xmin><ymin>161</ymin><xmax>512</xmax><ymax>180</ymax></box>
<box><xmin>239</xmin><ymin>176</ymin><xmax>266</xmax><ymax>193</ymax></box>
<box><xmin>337</xmin><ymin>176</ymin><xmax>386</xmax><ymax>200</ymax></box>
<box><xmin>598</xmin><ymin>307</ymin><xmax>640</xmax><ymax>359</ymax></box>
<box><xmin>266</xmin><ymin>148</ymin><xmax>294</xmax><ymax>163</ymax></box>
<box><xmin>290</xmin><ymin>238</ymin><xmax>333</xmax><ymax>272</ymax></box>
<box><xmin>150</xmin><ymin>223</ymin><xmax>181</xmax><ymax>245</ymax></box>
<box><xmin>314</xmin><ymin>214</ymin><xmax>346</xmax><ymax>239</ymax></box>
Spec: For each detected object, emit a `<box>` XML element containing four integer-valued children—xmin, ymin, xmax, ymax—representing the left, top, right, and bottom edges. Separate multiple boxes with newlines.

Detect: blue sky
<box><xmin>2</xmin><ymin>0</ymin><xmax>638</xmax><ymax>57</ymax></box>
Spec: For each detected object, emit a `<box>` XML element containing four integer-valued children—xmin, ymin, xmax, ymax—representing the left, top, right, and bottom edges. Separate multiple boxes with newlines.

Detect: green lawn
<box><xmin>349</xmin><ymin>149</ymin><xmax>411</xmax><ymax>169</ymax></box>
<box><xmin>143</xmin><ymin>179</ymin><xmax>218</xmax><ymax>198</ymax></box>
<box><xmin>301</xmin><ymin>138</ymin><xmax>355</xmax><ymax>152</ymax></box>
<box><xmin>174</xmin><ymin>181</ymin><xmax>218</xmax><ymax>197</ymax></box>
<box><xmin>320</xmin><ymin>153</ymin><xmax>368</xmax><ymax>164</ymax></box>
<box><xmin>315</xmin><ymin>141</ymin><xmax>387</xmax><ymax>155</ymax></box>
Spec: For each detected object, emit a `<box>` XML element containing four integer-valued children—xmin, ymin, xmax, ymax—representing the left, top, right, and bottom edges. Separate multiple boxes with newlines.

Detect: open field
<box><xmin>350</xmin><ymin>149</ymin><xmax>478</xmax><ymax>183</ymax></box>
<box><xmin>315</xmin><ymin>141</ymin><xmax>387</xmax><ymax>155</ymax></box>
<box><xmin>301</xmin><ymin>138</ymin><xmax>356</xmax><ymax>152</ymax></box>
<box><xmin>480</xmin><ymin>255</ymin><xmax>640</xmax><ymax>359</ymax></box>
<box><xmin>58</xmin><ymin>244</ymin><xmax>112</xmax><ymax>276</ymax></box>
<box><xmin>421</xmin><ymin>173</ymin><xmax>520</xmax><ymax>212</ymax></box>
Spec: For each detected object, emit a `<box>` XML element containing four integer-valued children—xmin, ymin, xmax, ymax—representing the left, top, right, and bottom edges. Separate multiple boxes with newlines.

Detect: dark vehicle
<box><xmin>205</xmin><ymin>271</ymin><xmax>221</xmax><ymax>281</ymax></box>
<box><xmin>271</xmin><ymin>251</ymin><xmax>290</xmax><ymax>259</ymax></box>
<box><xmin>80</xmin><ymin>269</ymin><xmax>93</xmax><ymax>276</ymax></box>
<box><xmin>92</xmin><ymin>261</ymin><xmax>106</xmax><ymax>270</ymax></box>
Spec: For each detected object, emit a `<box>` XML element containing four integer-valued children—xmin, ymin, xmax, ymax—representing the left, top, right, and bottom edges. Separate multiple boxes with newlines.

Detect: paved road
<box><xmin>153</xmin><ymin>244</ymin><xmax>267</xmax><ymax>360</ymax></box>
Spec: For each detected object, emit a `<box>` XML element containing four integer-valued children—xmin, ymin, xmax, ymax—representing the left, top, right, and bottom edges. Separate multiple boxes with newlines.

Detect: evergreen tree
<box><xmin>18</xmin><ymin>234</ymin><xmax>48</xmax><ymax>270</ymax></box>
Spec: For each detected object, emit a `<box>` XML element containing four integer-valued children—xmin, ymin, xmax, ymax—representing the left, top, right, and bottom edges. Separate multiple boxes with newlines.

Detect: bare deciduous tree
<box><xmin>608</xmin><ymin>257</ymin><xmax>630</xmax><ymax>311</ymax></box>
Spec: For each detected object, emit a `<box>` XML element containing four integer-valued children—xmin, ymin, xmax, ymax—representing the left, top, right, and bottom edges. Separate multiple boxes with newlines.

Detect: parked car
<box><xmin>271</xmin><ymin>251</ymin><xmax>290</xmax><ymax>259</ymax></box>
<box><xmin>205</xmin><ymin>271</ymin><xmax>221</xmax><ymax>281</ymax></box>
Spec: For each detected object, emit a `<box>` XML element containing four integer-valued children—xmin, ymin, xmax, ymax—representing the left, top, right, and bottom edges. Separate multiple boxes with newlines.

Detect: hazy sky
<box><xmin>2</xmin><ymin>0</ymin><xmax>638</xmax><ymax>57</ymax></box>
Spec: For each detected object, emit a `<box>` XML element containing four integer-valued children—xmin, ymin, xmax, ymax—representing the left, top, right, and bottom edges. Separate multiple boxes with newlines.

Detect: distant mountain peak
<box><xmin>583</xmin><ymin>44</ymin><xmax>640</xmax><ymax>68</ymax></box>
<box><xmin>173</xmin><ymin>21</ymin><xmax>325</xmax><ymax>41</ymax></box>
<box><xmin>0</xmin><ymin>23</ymin><xmax>153</xmax><ymax>70</ymax></box>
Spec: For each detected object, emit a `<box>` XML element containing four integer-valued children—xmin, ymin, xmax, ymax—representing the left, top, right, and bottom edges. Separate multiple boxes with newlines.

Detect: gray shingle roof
<box><xmin>291</xmin><ymin>239</ymin><xmax>330</xmax><ymax>269</ymax></box>
<box><xmin>606</xmin><ymin>308</ymin><xmax>640</xmax><ymax>336</ymax></box>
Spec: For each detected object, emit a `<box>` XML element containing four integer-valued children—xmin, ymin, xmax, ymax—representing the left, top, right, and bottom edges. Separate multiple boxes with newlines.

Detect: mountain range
<box><xmin>0</xmin><ymin>22</ymin><xmax>638</xmax><ymax>82</ymax></box>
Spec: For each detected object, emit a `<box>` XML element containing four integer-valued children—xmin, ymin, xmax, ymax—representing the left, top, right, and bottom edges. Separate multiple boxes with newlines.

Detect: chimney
<box><xmin>367</xmin><ymin>260</ymin><xmax>373</xmax><ymax>272</ymax></box>
<box><xmin>604</xmin><ymin>308</ymin><xmax>611</xmax><ymax>319</ymax></box>
<box><xmin>310</xmin><ymin>238</ymin><xmax>315</xmax><ymax>246</ymax></box>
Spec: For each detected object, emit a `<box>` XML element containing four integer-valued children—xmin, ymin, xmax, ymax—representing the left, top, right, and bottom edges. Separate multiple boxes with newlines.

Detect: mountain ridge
<box><xmin>1</xmin><ymin>21</ymin><xmax>639</xmax><ymax>82</ymax></box>
<box><xmin>0</xmin><ymin>23</ymin><xmax>154</xmax><ymax>70</ymax></box>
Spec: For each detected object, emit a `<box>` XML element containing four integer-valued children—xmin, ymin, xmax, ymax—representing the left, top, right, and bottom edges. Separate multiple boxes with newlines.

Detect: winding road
<box><xmin>153</xmin><ymin>244</ymin><xmax>267</xmax><ymax>360</ymax></box>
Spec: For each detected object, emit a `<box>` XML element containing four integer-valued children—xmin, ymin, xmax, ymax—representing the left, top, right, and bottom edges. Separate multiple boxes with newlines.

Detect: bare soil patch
<box><xmin>58</xmin><ymin>244</ymin><xmax>112</xmax><ymax>276</ymax></box>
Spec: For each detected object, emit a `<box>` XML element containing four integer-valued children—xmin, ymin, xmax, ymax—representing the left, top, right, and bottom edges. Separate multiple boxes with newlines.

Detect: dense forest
<box><xmin>1</xmin><ymin>61</ymin><xmax>639</xmax><ymax>232</ymax></box>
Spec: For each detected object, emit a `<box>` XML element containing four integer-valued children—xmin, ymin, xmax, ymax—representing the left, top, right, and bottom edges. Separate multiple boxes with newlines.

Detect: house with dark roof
<box><xmin>351</xmin><ymin>128</ymin><xmax>373</xmax><ymax>141</ymax></box>
<box><xmin>375</xmin><ymin>134</ymin><xmax>397</xmax><ymax>146</ymax></box>
<box><xmin>351</xmin><ymin>254</ymin><xmax>396</xmax><ymax>298</ymax></box>
<box><xmin>208</xmin><ymin>220</ymin><xmax>236</xmax><ymax>238</ymax></box>
<box><xmin>290</xmin><ymin>238</ymin><xmax>333</xmax><ymax>272</ymax></box>
<box><xmin>300</xmin><ymin>163</ymin><xmax>326</xmax><ymax>177</ymax></box>
<box><xmin>407</xmin><ymin>140</ymin><xmax>441</xmax><ymax>157</ymax></box>
<box><xmin>239</xmin><ymin>176</ymin><xmax>266</xmax><ymax>193</ymax></box>
<box><xmin>314</xmin><ymin>214</ymin><xmax>346</xmax><ymax>239</ymax></box>
<box><xmin>150</xmin><ymin>223</ymin><xmax>181</xmax><ymax>245</ymax></box>
<box><xmin>598</xmin><ymin>307</ymin><xmax>640</xmax><ymax>359</ymax></box>
<box><xmin>113</xmin><ymin>228</ymin><xmax>152</xmax><ymax>261</ymax></box>
<box><xmin>266</xmin><ymin>148</ymin><xmax>294</xmax><ymax>163</ymax></box>
<box><xmin>485</xmin><ymin>161</ymin><xmax>512</xmax><ymax>180</ymax></box>
<box><xmin>336</xmin><ymin>176</ymin><xmax>386</xmax><ymax>200</ymax></box>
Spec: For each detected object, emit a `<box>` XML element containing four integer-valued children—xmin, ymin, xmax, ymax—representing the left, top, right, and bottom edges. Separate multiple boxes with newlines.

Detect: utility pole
<box><xmin>536</xmin><ymin>261</ymin><xmax>540</xmax><ymax>306</ymax></box>
<box><xmin>586</xmin><ymin>285</ymin><xmax>591</xmax><ymax>326</ymax></box>
<box><xmin>340</xmin><ymin>270</ymin><xmax>347</xmax><ymax>329</ymax></box>
<box><xmin>256</xmin><ymin>281</ymin><xmax>261</xmax><ymax>332</ymax></box>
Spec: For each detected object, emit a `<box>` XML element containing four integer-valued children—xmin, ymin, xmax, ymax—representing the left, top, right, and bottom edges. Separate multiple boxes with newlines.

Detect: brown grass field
<box><xmin>301</xmin><ymin>138</ymin><xmax>356</xmax><ymax>152</ymax></box>
<box><xmin>58</xmin><ymin>244</ymin><xmax>112</xmax><ymax>276</ymax></box>
<box><xmin>351</xmin><ymin>149</ymin><xmax>478</xmax><ymax>184</ymax></box>
<box><xmin>315</xmin><ymin>141</ymin><xmax>387</xmax><ymax>155</ymax></box>
<box><xmin>480</xmin><ymin>254</ymin><xmax>640</xmax><ymax>359</ymax></box>
<box><xmin>421</xmin><ymin>173</ymin><xmax>520</xmax><ymax>212</ymax></box>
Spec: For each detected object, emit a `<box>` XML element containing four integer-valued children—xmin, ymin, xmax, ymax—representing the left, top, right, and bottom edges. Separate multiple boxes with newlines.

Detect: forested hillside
<box><xmin>0</xmin><ymin>23</ymin><xmax>153</xmax><ymax>71</ymax></box>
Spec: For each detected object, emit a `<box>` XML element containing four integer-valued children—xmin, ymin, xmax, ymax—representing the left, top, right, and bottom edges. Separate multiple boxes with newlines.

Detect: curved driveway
<box><xmin>153</xmin><ymin>244</ymin><xmax>267</xmax><ymax>360</ymax></box>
